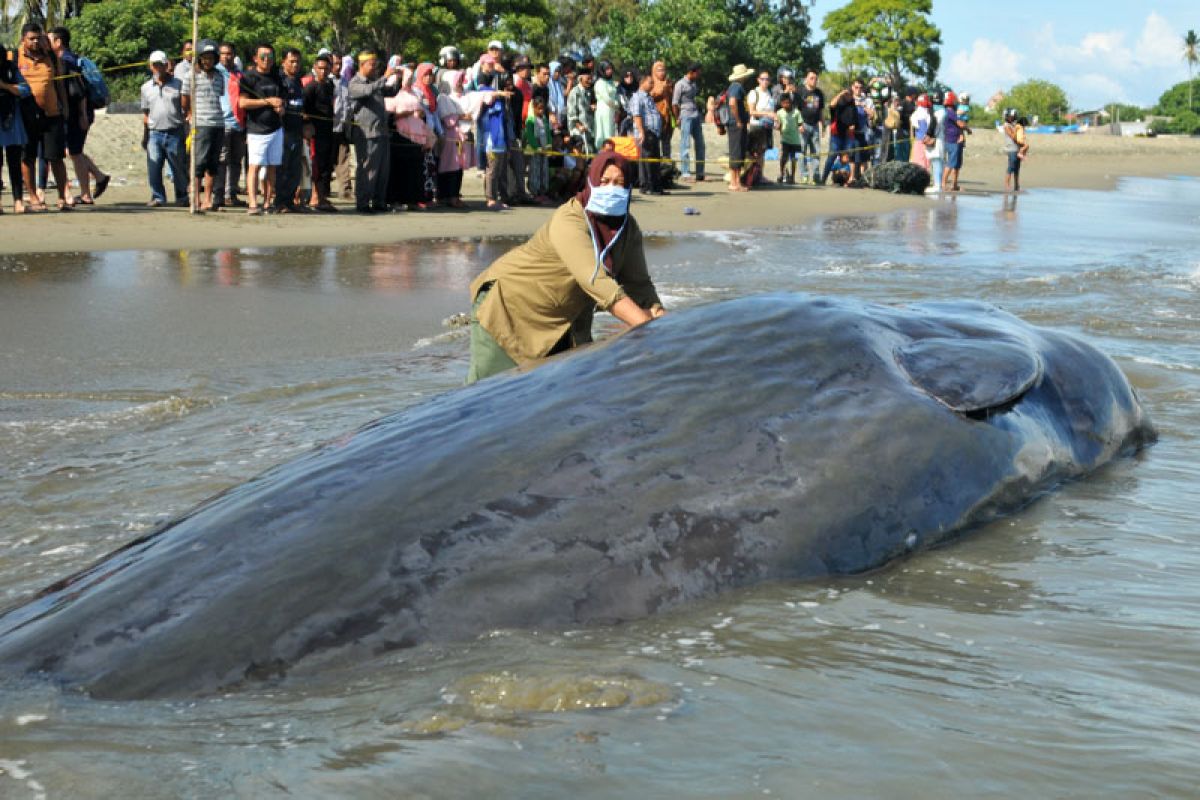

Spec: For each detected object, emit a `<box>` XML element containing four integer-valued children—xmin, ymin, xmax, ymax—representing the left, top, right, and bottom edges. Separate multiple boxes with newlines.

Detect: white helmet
<box><xmin>438</xmin><ymin>45</ymin><xmax>461</xmax><ymax>67</ymax></box>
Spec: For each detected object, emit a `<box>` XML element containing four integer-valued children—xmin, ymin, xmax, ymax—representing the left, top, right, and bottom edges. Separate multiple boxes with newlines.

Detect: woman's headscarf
<box><xmin>548</xmin><ymin>60</ymin><xmax>565</xmax><ymax>117</ymax></box>
<box><xmin>574</xmin><ymin>151</ymin><xmax>637</xmax><ymax>276</ymax></box>
<box><xmin>414</xmin><ymin>62</ymin><xmax>438</xmax><ymax>110</ymax></box>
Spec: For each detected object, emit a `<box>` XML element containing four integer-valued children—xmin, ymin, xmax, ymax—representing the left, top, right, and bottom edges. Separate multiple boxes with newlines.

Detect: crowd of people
<box><xmin>0</xmin><ymin>26</ymin><xmax>1017</xmax><ymax>216</ymax></box>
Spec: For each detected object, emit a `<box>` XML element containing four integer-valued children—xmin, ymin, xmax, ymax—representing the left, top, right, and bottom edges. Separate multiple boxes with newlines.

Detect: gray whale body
<box><xmin>0</xmin><ymin>294</ymin><xmax>1155</xmax><ymax>698</ymax></box>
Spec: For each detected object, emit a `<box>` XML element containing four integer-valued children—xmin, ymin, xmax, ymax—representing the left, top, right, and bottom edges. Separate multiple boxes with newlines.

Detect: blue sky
<box><xmin>807</xmin><ymin>0</ymin><xmax>1198</xmax><ymax>109</ymax></box>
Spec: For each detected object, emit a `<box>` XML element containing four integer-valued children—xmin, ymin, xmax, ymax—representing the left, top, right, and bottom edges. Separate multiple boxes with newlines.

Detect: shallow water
<box><xmin>2</xmin><ymin>178</ymin><xmax>1198</xmax><ymax>797</ymax></box>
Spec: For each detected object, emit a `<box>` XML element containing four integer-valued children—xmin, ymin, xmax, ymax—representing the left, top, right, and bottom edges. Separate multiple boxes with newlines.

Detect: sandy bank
<box><xmin>2</xmin><ymin>115</ymin><xmax>1197</xmax><ymax>255</ymax></box>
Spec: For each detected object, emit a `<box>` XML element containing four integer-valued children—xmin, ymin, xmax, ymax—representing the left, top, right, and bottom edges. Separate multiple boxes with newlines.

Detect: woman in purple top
<box><xmin>942</xmin><ymin>90</ymin><xmax>964</xmax><ymax>192</ymax></box>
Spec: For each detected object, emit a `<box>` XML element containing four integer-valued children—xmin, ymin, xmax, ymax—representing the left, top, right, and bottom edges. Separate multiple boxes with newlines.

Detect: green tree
<box><xmin>545</xmin><ymin>0</ymin><xmax>636</xmax><ymax>59</ymax></box>
<box><xmin>732</xmin><ymin>0</ymin><xmax>824</xmax><ymax>77</ymax></box>
<box><xmin>201</xmin><ymin>0</ymin><xmax>317</xmax><ymax>59</ymax></box>
<box><xmin>293</xmin><ymin>0</ymin><xmax>549</xmax><ymax>64</ymax></box>
<box><xmin>822</xmin><ymin>0</ymin><xmax>940</xmax><ymax>88</ymax></box>
<box><xmin>602</xmin><ymin>0</ymin><xmax>730</xmax><ymax>86</ymax></box>
<box><xmin>601</xmin><ymin>0</ymin><xmax>822</xmax><ymax>96</ymax></box>
<box><xmin>1005</xmin><ymin>78</ymin><xmax>1070</xmax><ymax>125</ymax></box>
<box><xmin>1154</xmin><ymin>77</ymin><xmax>1200</xmax><ymax>133</ymax></box>
<box><xmin>1184</xmin><ymin>29</ymin><xmax>1198</xmax><ymax>112</ymax></box>
<box><xmin>66</xmin><ymin>0</ymin><xmax>189</xmax><ymax>67</ymax></box>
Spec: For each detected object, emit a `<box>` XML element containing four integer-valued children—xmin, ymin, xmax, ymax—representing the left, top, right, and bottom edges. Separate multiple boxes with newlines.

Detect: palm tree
<box><xmin>1185</xmin><ymin>30</ymin><xmax>1199</xmax><ymax>112</ymax></box>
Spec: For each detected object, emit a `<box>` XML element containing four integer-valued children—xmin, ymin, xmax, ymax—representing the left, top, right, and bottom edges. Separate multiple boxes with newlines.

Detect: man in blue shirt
<box><xmin>629</xmin><ymin>71</ymin><xmax>665</xmax><ymax>195</ymax></box>
<box><xmin>724</xmin><ymin>63</ymin><xmax>754</xmax><ymax>192</ymax></box>
<box><xmin>214</xmin><ymin>42</ymin><xmax>245</xmax><ymax>208</ymax></box>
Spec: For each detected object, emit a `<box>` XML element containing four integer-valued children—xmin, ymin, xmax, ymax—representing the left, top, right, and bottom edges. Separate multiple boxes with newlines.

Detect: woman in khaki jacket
<box><xmin>467</xmin><ymin>150</ymin><xmax>665</xmax><ymax>383</ymax></box>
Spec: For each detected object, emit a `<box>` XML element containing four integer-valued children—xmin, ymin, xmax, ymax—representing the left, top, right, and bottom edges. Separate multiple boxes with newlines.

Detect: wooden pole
<box><xmin>189</xmin><ymin>0</ymin><xmax>199</xmax><ymax>214</ymax></box>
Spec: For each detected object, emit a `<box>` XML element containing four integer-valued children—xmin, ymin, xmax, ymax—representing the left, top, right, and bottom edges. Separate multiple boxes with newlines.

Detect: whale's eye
<box><xmin>895</xmin><ymin>338</ymin><xmax>1043</xmax><ymax>417</ymax></box>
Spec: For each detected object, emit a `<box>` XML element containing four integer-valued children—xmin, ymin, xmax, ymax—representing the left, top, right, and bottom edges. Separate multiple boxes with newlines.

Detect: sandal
<box><xmin>57</xmin><ymin>199</ymin><xmax>73</xmax><ymax>211</ymax></box>
<box><xmin>246</xmin><ymin>206</ymin><xmax>263</xmax><ymax>216</ymax></box>
<box><xmin>77</xmin><ymin>195</ymin><xmax>95</xmax><ymax>205</ymax></box>
<box><xmin>94</xmin><ymin>174</ymin><xmax>111</xmax><ymax>199</ymax></box>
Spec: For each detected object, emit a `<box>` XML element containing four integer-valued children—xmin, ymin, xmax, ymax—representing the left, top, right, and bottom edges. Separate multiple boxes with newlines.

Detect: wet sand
<box><xmin>2</xmin><ymin>113</ymin><xmax>1198</xmax><ymax>255</ymax></box>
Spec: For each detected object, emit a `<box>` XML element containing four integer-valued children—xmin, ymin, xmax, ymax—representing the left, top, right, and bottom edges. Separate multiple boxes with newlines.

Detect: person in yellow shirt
<box><xmin>467</xmin><ymin>150</ymin><xmax>665</xmax><ymax>384</ymax></box>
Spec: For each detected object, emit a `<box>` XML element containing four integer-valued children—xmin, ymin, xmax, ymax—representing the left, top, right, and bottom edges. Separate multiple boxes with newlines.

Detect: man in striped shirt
<box><xmin>182</xmin><ymin>40</ymin><xmax>225</xmax><ymax>211</ymax></box>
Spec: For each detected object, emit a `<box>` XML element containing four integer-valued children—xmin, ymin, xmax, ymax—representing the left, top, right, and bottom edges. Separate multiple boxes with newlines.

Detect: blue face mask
<box><xmin>584</xmin><ymin>181</ymin><xmax>631</xmax><ymax>217</ymax></box>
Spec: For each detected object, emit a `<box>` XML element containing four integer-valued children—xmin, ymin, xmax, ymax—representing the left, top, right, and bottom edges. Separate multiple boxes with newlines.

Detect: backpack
<box><xmin>227</xmin><ymin>70</ymin><xmax>246</xmax><ymax>130</ymax></box>
<box><xmin>715</xmin><ymin>90</ymin><xmax>733</xmax><ymax>133</ymax></box>
<box><xmin>78</xmin><ymin>57</ymin><xmax>109</xmax><ymax>109</ymax></box>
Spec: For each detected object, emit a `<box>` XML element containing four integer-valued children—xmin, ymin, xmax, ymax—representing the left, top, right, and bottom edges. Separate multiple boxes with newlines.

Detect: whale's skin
<box><xmin>0</xmin><ymin>294</ymin><xmax>1155</xmax><ymax>699</ymax></box>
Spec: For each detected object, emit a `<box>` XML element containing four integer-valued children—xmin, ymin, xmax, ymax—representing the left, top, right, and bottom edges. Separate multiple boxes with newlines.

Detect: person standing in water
<box><xmin>466</xmin><ymin>150</ymin><xmax>665</xmax><ymax>384</ymax></box>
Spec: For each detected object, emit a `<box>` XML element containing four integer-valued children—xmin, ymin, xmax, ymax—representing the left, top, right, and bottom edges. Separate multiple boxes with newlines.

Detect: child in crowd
<box><xmin>524</xmin><ymin>96</ymin><xmax>551</xmax><ymax>203</ymax></box>
<box><xmin>1003</xmin><ymin>108</ymin><xmax>1029</xmax><ymax>192</ymax></box>
<box><xmin>830</xmin><ymin>153</ymin><xmax>852</xmax><ymax>186</ymax></box>
<box><xmin>775</xmin><ymin>93</ymin><xmax>802</xmax><ymax>184</ymax></box>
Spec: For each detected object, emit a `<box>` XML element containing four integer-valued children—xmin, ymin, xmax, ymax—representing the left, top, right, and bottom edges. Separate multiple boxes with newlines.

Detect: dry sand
<box><xmin>2</xmin><ymin>114</ymin><xmax>1197</xmax><ymax>255</ymax></box>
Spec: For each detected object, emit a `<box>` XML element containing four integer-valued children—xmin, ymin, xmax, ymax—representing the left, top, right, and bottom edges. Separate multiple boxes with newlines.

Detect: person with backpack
<box><xmin>722</xmin><ymin>63</ymin><xmax>755</xmax><ymax>192</ymax></box>
<box><xmin>48</xmin><ymin>27</ymin><xmax>110</xmax><ymax>205</ymax></box>
<box><xmin>745</xmin><ymin>70</ymin><xmax>777</xmax><ymax>186</ymax></box>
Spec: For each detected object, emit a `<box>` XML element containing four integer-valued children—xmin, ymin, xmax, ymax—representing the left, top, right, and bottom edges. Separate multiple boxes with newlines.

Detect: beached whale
<box><xmin>0</xmin><ymin>294</ymin><xmax>1155</xmax><ymax>699</ymax></box>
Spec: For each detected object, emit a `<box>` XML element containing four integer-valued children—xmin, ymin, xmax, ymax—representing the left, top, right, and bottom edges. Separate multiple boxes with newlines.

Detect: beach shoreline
<box><xmin>3</xmin><ymin>115</ymin><xmax>1198</xmax><ymax>255</ymax></box>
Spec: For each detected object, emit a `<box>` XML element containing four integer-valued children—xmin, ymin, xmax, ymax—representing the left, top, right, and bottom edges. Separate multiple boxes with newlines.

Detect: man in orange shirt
<box><xmin>16</xmin><ymin>23</ymin><xmax>71</xmax><ymax>211</ymax></box>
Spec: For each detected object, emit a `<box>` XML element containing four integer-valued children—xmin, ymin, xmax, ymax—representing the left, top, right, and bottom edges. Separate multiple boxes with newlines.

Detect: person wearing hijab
<box><xmin>384</xmin><ymin>65</ymin><xmax>433</xmax><ymax>210</ymax></box>
<box><xmin>435</xmin><ymin>69</ymin><xmax>468</xmax><ymax>206</ymax></box>
<box><xmin>616</xmin><ymin>68</ymin><xmax>638</xmax><ymax>135</ymax></box>
<box><xmin>0</xmin><ymin>46</ymin><xmax>30</xmax><ymax>213</ymax></box>
<box><xmin>649</xmin><ymin>61</ymin><xmax>674</xmax><ymax>159</ymax></box>
<box><xmin>413</xmin><ymin>62</ymin><xmax>442</xmax><ymax>205</ymax></box>
<box><xmin>466</xmin><ymin>150</ymin><xmax>665</xmax><ymax>384</ymax></box>
<box><xmin>593</xmin><ymin>60</ymin><xmax>618</xmax><ymax>146</ymax></box>
<box><xmin>547</xmin><ymin>60</ymin><xmax>567</xmax><ymax>136</ymax></box>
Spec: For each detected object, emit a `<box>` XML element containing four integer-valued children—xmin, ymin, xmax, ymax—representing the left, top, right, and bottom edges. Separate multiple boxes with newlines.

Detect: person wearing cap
<box><xmin>466</xmin><ymin>150</ymin><xmax>665</xmax><ymax>384</ymax></box>
<box><xmin>347</xmin><ymin>50</ymin><xmax>400</xmax><ymax>213</ymax></box>
<box><xmin>909</xmin><ymin>92</ymin><xmax>932</xmax><ymax>172</ymax></box>
<box><xmin>140</xmin><ymin>49</ymin><xmax>188</xmax><ymax>207</ymax></box>
<box><xmin>941</xmin><ymin>90</ymin><xmax>963</xmax><ymax>192</ymax></box>
<box><xmin>672</xmin><ymin>62</ymin><xmax>704</xmax><ymax>182</ymax></box>
<box><xmin>182</xmin><ymin>39</ymin><xmax>226</xmax><ymax>211</ymax></box>
<box><xmin>567</xmin><ymin>68</ymin><xmax>595</xmax><ymax>153</ymax></box>
<box><xmin>724</xmin><ymin>63</ymin><xmax>755</xmax><ymax>192</ymax></box>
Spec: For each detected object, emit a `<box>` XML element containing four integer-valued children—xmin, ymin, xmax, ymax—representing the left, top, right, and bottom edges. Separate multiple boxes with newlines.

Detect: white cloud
<box><xmin>970</xmin><ymin>13</ymin><xmax>1190</xmax><ymax>109</ymax></box>
<box><xmin>945</xmin><ymin>39</ymin><xmax>1023</xmax><ymax>96</ymax></box>
<box><xmin>1134</xmin><ymin>12</ymin><xmax>1182</xmax><ymax>68</ymax></box>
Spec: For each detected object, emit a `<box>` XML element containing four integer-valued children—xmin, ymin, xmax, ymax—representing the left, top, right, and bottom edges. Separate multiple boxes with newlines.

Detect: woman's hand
<box><xmin>610</xmin><ymin>296</ymin><xmax>653</xmax><ymax>327</ymax></box>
